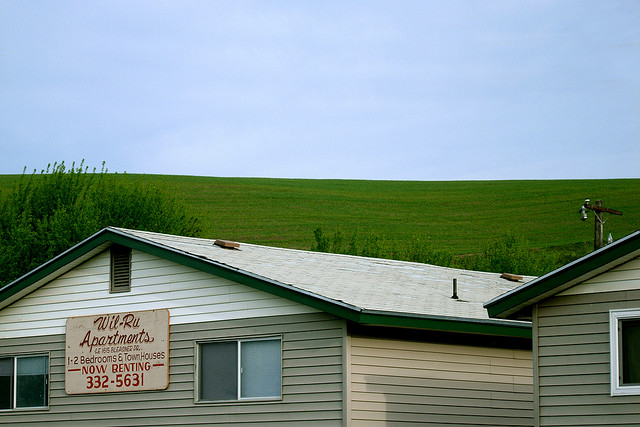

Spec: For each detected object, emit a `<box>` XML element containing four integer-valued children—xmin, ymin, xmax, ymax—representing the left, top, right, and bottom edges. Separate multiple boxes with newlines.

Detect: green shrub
<box><xmin>310</xmin><ymin>227</ymin><xmax>570</xmax><ymax>277</ymax></box>
<box><xmin>310</xmin><ymin>227</ymin><xmax>330</xmax><ymax>252</ymax></box>
<box><xmin>0</xmin><ymin>161</ymin><xmax>201</xmax><ymax>287</ymax></box>
<box><xmin>454</xmin><ymin>232</ymin><xmax>561</xmax><ymax>276</ymax></box>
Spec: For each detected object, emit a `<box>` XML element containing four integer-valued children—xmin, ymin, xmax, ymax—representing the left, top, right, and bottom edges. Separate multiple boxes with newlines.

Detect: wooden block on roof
<box><xmin>500</xmin><ymin>273</ymin><xmax>523</xmax><ymax>282</ymax></box>
<box><xmin>214</xmin><ymin>239</ymin><xmax>240</xmax><ymax>249</ymax></box>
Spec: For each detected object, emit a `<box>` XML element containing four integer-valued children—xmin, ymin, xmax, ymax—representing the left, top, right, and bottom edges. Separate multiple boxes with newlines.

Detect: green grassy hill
<box><xmin>2</xmin><ymin>174</ymin><xmax>636</xmax><ymax>258</ymax></box>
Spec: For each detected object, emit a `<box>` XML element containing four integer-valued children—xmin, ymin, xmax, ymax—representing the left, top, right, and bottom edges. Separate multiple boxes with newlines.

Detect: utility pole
<box><xmin>594</xmin><ymin>200</ymin><xmax>604</xmax><ymax>251</ymax></box>
<box><xmin>580</xmin><ymin>199</ymin><xmax>622</xmax><ymax>250</ymax></box>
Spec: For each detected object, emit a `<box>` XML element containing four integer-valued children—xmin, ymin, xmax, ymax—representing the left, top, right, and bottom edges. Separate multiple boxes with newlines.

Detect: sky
<box><xmin>1</xmin><ymin>1</ymin><xmax>638</xmax><ymax>180</ymax></box>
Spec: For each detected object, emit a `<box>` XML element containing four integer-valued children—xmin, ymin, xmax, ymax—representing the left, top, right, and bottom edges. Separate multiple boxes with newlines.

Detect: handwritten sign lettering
<box><xmin>65</xmin><ymin>309</ymin><xmax>169</xmax><ymax>394</ymax></box>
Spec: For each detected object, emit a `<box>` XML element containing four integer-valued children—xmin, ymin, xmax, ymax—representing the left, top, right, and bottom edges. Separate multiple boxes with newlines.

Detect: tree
<box><xmin>0</xmin><ymin>161</ymin><xmax>201</xmax><ymax>287</ymax></box>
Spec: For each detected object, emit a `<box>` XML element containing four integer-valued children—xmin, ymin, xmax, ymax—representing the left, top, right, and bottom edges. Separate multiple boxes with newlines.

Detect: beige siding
<box><xmin>0</xmin><ymin>312</ymin><xmax>344</xmax><ymax>426</ymax></box>
<box><xmin>536</xmin><ymin>258</ymin><xmax>640</xmax><ymax>426</ymax></box>
<box><xmin>348</xmin><ymin>335</ymin><xmax>533</xmax><ymax>426</ymax></box>
<box><xmin>0</xmin><ymin>250</ymin><xmax>318</xmax><ymax>339</ymax></box>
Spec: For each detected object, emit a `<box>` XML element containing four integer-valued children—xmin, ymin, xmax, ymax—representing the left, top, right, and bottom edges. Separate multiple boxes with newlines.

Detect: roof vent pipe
<box><xmin>451</xmin><ymin>278</ymin><xmax>459</xmax><ymax>299</ymax></box>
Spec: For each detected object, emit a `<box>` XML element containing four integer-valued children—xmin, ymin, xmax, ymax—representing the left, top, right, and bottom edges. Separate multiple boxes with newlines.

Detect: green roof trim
<box><xmin>0</xmin><ymin>230</ymin><xmax>113</xmax><ymax>307</ymax></box>
<box><xmin>1</xmin><ymin>227</ymin><xmax>530</xmax><ymax>338</ymax></box>
<box><xmin>485</xmin><ymin>230</ymin><xmax>640</xmax><ymax>319</ymax></box>
<box><xmin>357</xmin><ymin>310</ymin><xmax>531</xmax><ymax>338</ymax></box>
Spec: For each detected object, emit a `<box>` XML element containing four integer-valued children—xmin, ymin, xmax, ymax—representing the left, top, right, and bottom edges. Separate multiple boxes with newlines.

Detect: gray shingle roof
<box><xmin>116</xmin><ymin>228</ymin><xmax>534</xmax><ymax>323</ymax></box>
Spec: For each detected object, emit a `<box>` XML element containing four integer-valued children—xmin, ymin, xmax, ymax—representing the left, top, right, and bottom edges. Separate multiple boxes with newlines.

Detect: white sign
<box><xmin>65</xmin><ymin>309</ymin><xmax>169</xmax><ymax>394</ymax></box>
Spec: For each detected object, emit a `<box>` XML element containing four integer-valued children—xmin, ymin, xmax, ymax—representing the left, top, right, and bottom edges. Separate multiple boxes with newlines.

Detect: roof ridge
<box><xmin>114</xmin><ymin>227</ymin><xmax>529</xmax><ymax>279</ymax></box>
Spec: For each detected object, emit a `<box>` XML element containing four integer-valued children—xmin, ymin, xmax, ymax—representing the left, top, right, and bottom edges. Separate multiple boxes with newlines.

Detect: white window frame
<box><xmin>610</xmin><ymin>309</ymin><xmax>640</xmax><ymax>396</ymax></box>
<box><xmin>0</xmin><ymin>353</ymin><xmax>49</xmax><ymax>411</ymax></box>
<box><xmin>196</xmin><ymin>336</ymin><xmax>282</xmax><ymax>403</ymax></box>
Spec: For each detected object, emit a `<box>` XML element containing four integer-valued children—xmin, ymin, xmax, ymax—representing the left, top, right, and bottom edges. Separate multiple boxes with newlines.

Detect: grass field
<box><xmin>1</xmin><ymin>174</ymin><xmax>637</xmax><ymax>258</ymax></box>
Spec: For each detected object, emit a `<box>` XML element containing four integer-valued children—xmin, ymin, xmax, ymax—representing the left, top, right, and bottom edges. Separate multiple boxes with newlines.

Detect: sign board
<box><xmin>65</xmin><ymin>309</ymin><xmax>169</xmax><ymax>394</ymax></box>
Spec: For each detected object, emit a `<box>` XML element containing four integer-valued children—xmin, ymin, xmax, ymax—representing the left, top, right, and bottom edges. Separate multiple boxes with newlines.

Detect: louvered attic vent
<box><xmin>110</xmin><ymin>244</ymin><xmax>132</xmax><ymax>293</ymax></box>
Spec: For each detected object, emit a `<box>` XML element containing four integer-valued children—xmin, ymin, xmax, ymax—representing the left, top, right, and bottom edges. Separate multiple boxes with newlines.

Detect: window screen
<box><xmin>0</xmin><ymin>355</ymin><xmax>48</xmax><ymax>410</ymax></box>
<box><xmin>621</xmin><ymin>319</ymin><xmax>640</xmax><ymax>385</ymax></box>
<box><xmin>199</xmin><ymin>338</ymin><xmax>281</xmax><ymax>402</ymax></box>
<box><xmin>0</xmin><ymin>358</ymin><xmax>12</xmax><ymax>410</ymax></box>
<box><xmin>240</xmin><ymin>339</ymin><xmax>281</xmax><ymax>398</ymax></box>
<box><xmin>199</xmin><ymin>341</ymin><xmax>238</xmax><ymax>401</ymax></box>
<box><xmin>16</xmin><ymin>356</ymin><xmax>48</xmax><ymax>408</ymax></box>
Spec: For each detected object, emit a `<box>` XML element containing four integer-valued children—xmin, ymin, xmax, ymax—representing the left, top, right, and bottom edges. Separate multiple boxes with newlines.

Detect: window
<box><xmin>198</xmin><ymin>338</ymin><xmax>281</xmax><ymax>402</ymax></box>
<box><xmin>0</xmin><ymin>355</ymin><xmax>49</xmax><ymax>410</ymax></box>
<box><xmin>610</xmin><ymin>309</ymin><xmax>640</xmax><ymax>396</ymax></box>
<box><xmin>110</xmin><ymin>245</ymin><xmax>131</xmax><ymax>293</ymax></box>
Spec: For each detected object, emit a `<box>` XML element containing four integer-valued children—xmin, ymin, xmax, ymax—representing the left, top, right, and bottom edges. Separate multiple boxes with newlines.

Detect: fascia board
<box><xmin>357</xmin><ymin>309</ymin><xmax>531</xmax><ymax>338</ymax></box>
<box><xmin>485</xmin><ymin>230</ymin><xmax>640</xmax><ymax>319</ymax></box>
<box><xmin>0</xmin><ymin>227</ymin><xmax>363</xmax><ymax>320</ymax></box>
<box><xmin>0</xmin><ymin>229</ymin><xmax>113</xmax><ymax>309</ymax></box>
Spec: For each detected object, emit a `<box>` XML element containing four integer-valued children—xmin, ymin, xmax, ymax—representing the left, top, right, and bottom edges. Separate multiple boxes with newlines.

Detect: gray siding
<box><xmin>536</xmin><ymin>289</ymin><xmax>640</xmax><ymax>426</ymax></box>
<box><xmin>0</xmin><ymin>312</ymin><xmax>344</xmax><ymax>426</ymax></box>
<box><xmin>348</xmin><ymin>335</ymin><xmax>533</xmax><ymax>426</ymax></box>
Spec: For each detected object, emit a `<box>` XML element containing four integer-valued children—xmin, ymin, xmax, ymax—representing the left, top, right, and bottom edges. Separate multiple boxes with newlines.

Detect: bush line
<box><xmin>310</xmin><ymin>227</ymin><xmax>590</xmax><ymax>277</ymax></box>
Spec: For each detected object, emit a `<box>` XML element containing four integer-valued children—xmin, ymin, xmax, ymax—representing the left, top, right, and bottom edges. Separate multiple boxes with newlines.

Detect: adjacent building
<box><xmin>486</xmin><ymin>230</ymin><xmax>640</xmax><ymax>426</ymax></box>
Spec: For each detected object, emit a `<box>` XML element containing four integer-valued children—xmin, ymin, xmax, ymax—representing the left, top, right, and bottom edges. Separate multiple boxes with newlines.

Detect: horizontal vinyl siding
<box><xmin>0</xmin><ymin>312</ymin><xmax>344</xmax><ymax>426</ymax></box>
<box><xmin>536</xmin><ymin>260</ymin><xmax>640</xmax><ymax>426</ymax></box>
<box><xmin>0</xmin><ymin>250</ymin><xmax>318</xmax><ymax>339</ymax></box>
<box><xmin>349</xmin><ymin>336</ymin><xmax>533</xmax><ymax>426</ymax></box>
